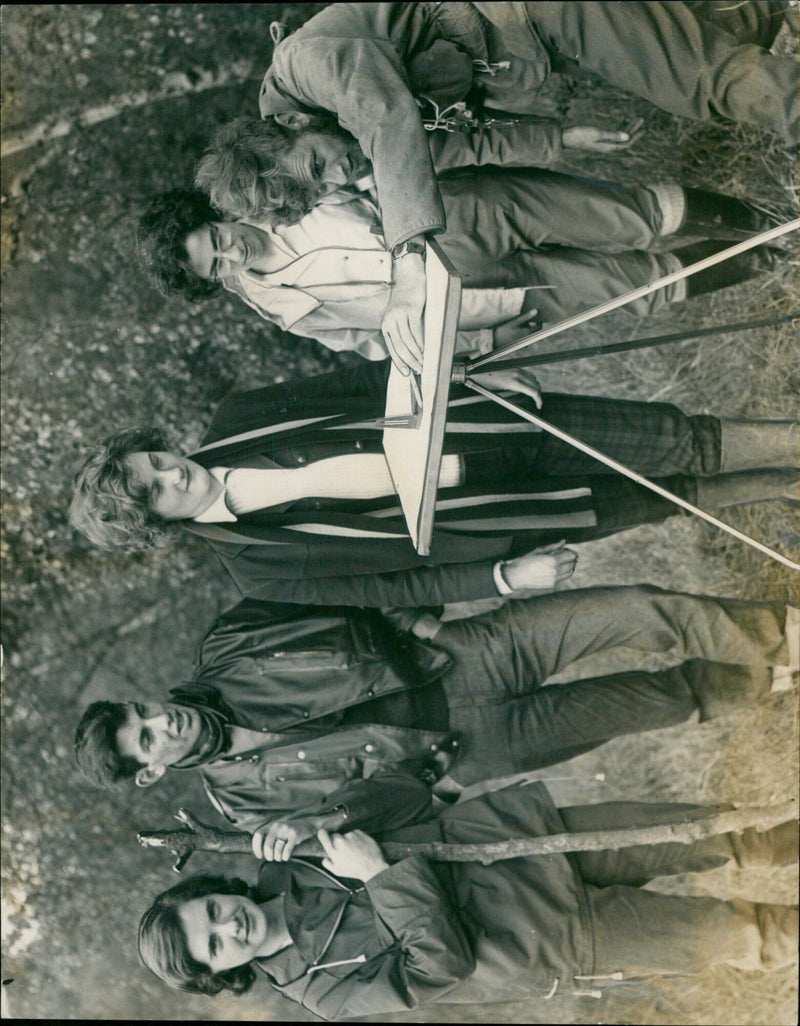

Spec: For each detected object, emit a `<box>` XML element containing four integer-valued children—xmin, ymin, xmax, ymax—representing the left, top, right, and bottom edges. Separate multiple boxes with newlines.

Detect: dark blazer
<box><xmin>184</xmin><ymin>359</ymin><xmax>605</xmax><ymax>607</ymax></box>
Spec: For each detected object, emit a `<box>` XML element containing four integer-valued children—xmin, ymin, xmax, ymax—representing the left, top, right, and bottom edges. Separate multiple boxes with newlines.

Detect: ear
<box><xmin>135</xmin><ymin>764</ymin><xmax>166</xmax><ymax>788</ymax></box>
<box><xmin>273</xmin><ymin>112</ymin><xmax>310</xmax><ymax>131</ymax></box>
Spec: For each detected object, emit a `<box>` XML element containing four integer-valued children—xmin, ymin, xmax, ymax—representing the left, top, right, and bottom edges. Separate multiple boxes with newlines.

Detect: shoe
<box><xmin>679</xmin><ymin>241</ymin><xmax>785</xmax><ymax>298</ymax></box>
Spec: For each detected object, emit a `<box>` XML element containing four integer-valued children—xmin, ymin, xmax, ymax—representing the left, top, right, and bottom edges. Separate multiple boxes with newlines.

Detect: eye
<box><xmin>140</xmin><ymin>728</ymin><xmax>152</xmax><ymax>754</ymax></box>
<box><xmin>207</xmin><ymin>899</ymin><xmax>218</xmax><ymax>923</ymax></box>
<box><xmin>149</xmin><ymin>454</ymin><xmax>163</xmax><ymax>470</ymax></box>
<box><xmin>209</xmin><ymin>934</ymin><xmax>220</xmax><ymax>960</ymax></box>
<box><xmin>134</xmin><ymin>703</ymin><xmax>146</xmax><ymax>717</ymax></box>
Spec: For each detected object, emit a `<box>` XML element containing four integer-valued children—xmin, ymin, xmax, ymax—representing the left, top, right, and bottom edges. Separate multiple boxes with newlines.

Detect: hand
<box><xmin>317</xmin><ymin>828</ymin><xmax>390</xmax><ymax>882</ymax></box>
<box><xmin>470</xmin><ymin>367</ymin><xmax>543</xmax><ymax>410</ymax></box>
<box><xmin>252</xmin><ymin>817</ymin><xmax>317</xmax><ymax>862</ymax></box>
<box><xmin>492</xmin><ymin>308</ymin><xmax>542</xmax><ymax>349</ymax></box>
<box><xmin>382</xmin><ymin>252</ymin><xmax>425</xmax><ymax>375</ymax></box>
<box><xmin>501</xmin><ymin>541</ymin><xmax>578</xmax><ymax>591</ymax></box>
<box><xmin>562</xmin><ymin>118</ymin><xmax>645</xmax><ymax>153</ymax></box>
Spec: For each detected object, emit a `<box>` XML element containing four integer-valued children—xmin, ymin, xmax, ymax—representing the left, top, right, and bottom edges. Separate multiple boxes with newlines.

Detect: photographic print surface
<box><xmin>1</xmin><ymin>3</ymin><xmax>797</xmax><ymax>1022</ymax></box>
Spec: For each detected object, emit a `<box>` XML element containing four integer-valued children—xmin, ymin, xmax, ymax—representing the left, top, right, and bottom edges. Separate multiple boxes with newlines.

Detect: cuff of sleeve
<box><xmin>493</xmin><ymin>561</ymin><xmax>514</xmax><ymax>596</ymax></box>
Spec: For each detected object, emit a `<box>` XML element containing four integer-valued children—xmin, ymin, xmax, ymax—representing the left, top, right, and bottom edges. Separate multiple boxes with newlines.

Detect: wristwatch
<box><xmin>392</xmin><ymin>239</ymin><xmax>426</xmax><ymax>260</ymax></box>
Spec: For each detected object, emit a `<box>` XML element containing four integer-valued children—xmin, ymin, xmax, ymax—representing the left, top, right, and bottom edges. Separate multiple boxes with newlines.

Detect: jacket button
<box><xmin>276</xmin><ymin>776</ymin><xmax>285</xmax><ymax>782</ymax></box>
<box><xmin>297</xmin><ymin>751</ymin><xmax>306</xmax><ymax>760</ymax></box>
<box><xmin>234</xmin><ymin>755</ymin><xmax>243</xmax><ymax>762</ymax></box>
<box><xmin>364</xmin><ymin>743</ymin><xmax>375</xmax><ymax>753</ymax></box>
<box><xmin>250</xmin><ymin>755</ymin><xmax>260</xmax><ymax>764</ymax></box>
<box><xmin>261</xmin><ymin>727</ymin><xmax>270</xmax><ymax>732</ymax></box>
<box><xmin>429</xmin><ymin>743</ymin><xmax>439</xmax><ymax>752</ymax></box>
<box><xmin>303</xmin><ymin>711</ymin><xmax>310</xmax><ymax>718</ymax></box>
<box><xmin>296</xmin><ymin>455</ymin><xmax>307</xmax><ymax>465</ymax></box>
<box><xmin>366</xmin><ymin>689</ymin><xmax>374</xmax><ymax>698</ymax></box>
<box><xmin>354</xmin><ymin>441</ymin><xmax>363</xmax><ymax>450</ymax></box>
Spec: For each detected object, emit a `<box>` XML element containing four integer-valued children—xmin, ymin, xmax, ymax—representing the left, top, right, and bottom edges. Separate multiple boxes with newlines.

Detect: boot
<box><xmin>718</xmin><ymin>421</ymin><xmax>799</xmax><ymax>472</ymax></box>
<box><xmin>727</xmin><ymin>821</ymin><xmax>800</xmax><ymax>869</ymax></box>
<box><xmin>673</xmin><ymin>188</ymin><xmax>774</xmax><ymax>241</ymax></box>
<box><xmin>677</xmin><ymin>241</ymin><xmax>785</xmax><ymax>298</ymax></box>
<box><xmin>695</xmin><ymin>469</ymin><xmax>799</xmax><ymax>506</ymax></box>
<box><xmin>755</xmin><ymin>903</ymin><xmax>799</xmax><ymax>969</ymax></box>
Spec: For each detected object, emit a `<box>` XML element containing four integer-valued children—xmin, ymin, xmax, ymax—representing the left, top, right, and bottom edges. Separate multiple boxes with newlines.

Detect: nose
<box><xmin>159</xmin><ymin>464</ymin><xmax>183</xmax><ymax>487</ymax></box>
<box><xmin>220</xmin><ymin>909</ymin><xmax>242</xmax><ymax>939</ymax></box>
<box><xmin>216</xmin><ymin>236</ymin><xmax>242</xmax><ymax>261</ymax></box>
<box><xmin>144</xmin><ymin>710</ymin><xmax>171</xmax><ymax>734</ymax></box>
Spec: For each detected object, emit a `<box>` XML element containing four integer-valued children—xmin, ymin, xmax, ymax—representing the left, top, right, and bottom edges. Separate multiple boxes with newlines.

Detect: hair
<box><xmin>138</xmin><ymin>874</ymin><xmax>258</xmax><ymax>996</ymax></box>
<box><xmin>74</xmin><ymin>700</ymin><xmax>143</xmax><ymax>789</ymax></box>
<box><xmin>136</xmin><ymin>187</ymin><xmax>222</xmax><ymax>301</ymax></box>
<box><xmin>194</xmin><ymin>116</ymin><xmax>319</xmax><ymax>224</ymax></box>
<box><xmin>69</xmin><ymin>426</ymin><xmax>182</xmax><ymax>551</ymax></box>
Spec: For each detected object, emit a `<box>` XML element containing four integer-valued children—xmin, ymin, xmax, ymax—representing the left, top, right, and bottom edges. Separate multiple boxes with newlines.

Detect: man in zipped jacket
<box><xmin>74</xmin><ymin>590</ymin><xmax>797</xmax><ymax>861</ymax></box>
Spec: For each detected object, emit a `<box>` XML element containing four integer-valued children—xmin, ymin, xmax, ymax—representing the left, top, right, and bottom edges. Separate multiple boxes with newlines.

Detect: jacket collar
<box><xmin>255</xmin><ymin>858</ymin><xmax>356</xmax><ymax>985</ymax></box>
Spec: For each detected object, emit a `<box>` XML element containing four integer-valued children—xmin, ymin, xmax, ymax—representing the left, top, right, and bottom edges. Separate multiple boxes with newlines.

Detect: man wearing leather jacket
<box><xmin>74</xmin><ymin>589</ymin><xmax>797</xmax><ymax>861</ymax></box>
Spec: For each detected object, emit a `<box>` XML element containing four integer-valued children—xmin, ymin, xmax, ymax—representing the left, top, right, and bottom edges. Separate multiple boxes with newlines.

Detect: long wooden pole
<box><xmin>138</xmin><ymin>803</ymin><xmax>797</xmax><ymax>872</ymax></box>
<box><xmin>466</xmin><ymin>219</ymin><xmax>800</xmax><ymax>372</ymax></box>
<box><xmin>464</xmin><ymin>380</ymin><xmax>800</xmax><ymax>571</ymax></box>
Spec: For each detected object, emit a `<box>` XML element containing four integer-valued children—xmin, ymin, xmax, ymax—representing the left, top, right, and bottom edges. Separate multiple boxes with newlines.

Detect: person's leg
<box><xmin>522</xmin><ymin>1</ymin><xmax>798</xmax><ymax>143</ymax></box>
<box><xmin>685</xmin><ymin>0</ymin><xmax>790</xmax><ymax>50</ymax></box>
<box><xmin>587</xmin><ymin>885</ymin><xmax>798</xmax><ymax>974</ymax></box>
<box><xmin>496</xmin><ymin>247</ymin><xmax>688</xmax><ymax>321</ymax></box>
<box><xmin>439</xmin><ymin>167</ymin><xmax>673</xmax><ymax>253</ymax></box>
<box><xmin>560</xmin><ymin>802</ymin><xmax>799</xmax><ymax>884</ymax></box>
<box><xmin>435</xmin><ymin>585</ymin><xmax>791</xmax><ymax>682</ymax></box>
<box><xmin>447</xmin><ymin>660</ymin><xmax>776</xmax><ymax>775</ymax></box>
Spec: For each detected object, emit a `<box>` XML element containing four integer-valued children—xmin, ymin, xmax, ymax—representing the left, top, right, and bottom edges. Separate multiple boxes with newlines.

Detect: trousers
<box><xmin>438</xmin><ymin>169</ymin><xmax>687</xmax><ymax>320</ymax></box>
<box><xmin>479</xmin><ymin>1</ymin><xmax>798</xmax><ymax>144</ymax></box>
<box><xmin>434</xmin><ymin>586</ymin><xmax>788</xmax><ymax>781</ymax></box>
<box><xmin>561</xmin><ymin>801</ymin><xmax>799</xmax><ymax>975</ymax></box>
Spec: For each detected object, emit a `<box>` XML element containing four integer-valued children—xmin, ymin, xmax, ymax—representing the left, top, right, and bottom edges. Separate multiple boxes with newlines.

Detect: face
<box><xmin>180</xmin><ymin>894</ymin><xmax>268</xmax><ymax>973</ymax></box>
<box><xmin>123</xmin><ymin>451</ymin><xmax>222</xmax><ymax>521</ymax></box>
<box><xmin>116</xmin><ymin>701</ymin><xmax>203</xmax><ymax>770</ymax></box>
<box><xmin>184</xmin><ymin>222</ymin><xmax>272</xmax><ymax>283</ymax></box>
<box><xmin>275</xmin><ymin>124</ymin><xmax>371</xmax><ymax>197</ymax></box>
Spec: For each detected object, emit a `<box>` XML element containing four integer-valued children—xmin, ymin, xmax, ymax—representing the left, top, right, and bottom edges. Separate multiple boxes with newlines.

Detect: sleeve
<box><xmin>296</xmin><ymin>856</ymin><xmax>475</xmax><ymax>1020</ymax></box>
<box><xmin>223</xmin><ymin>553</ymin><xmax>501</xmax><ymax>607</ymax></box>
<box><xmin>205</xmin><ymin>359</ymin><xmax>393</xmax><ymax>440</ymax></box>
<box><xmin>228</xmin><ymin>774</ymin><xmax>434</xmax><ymax>838</ymax></box>
<box><xmin>314</xmin><ymin>773</ymin><xmax>435</xmax><ymax>833</ymax></box>
<box><xmin>272</xmin><ymin>36</ymin><xmax>446</xmax><ymax>249</ymax></box>
<box><xmin>288</xmin><ymin>313</ymin><xmax>390</xmax><ymax>362</ymax></box>
<box><xmin>428</xmin><ymin>118</ymin><xmax>564</xmax><ymax>172</ymax></box>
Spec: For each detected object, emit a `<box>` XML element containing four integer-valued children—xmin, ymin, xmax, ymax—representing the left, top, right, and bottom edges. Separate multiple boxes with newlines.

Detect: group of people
<box><xmin>69</xmin><ymin>3</ymin><xmax>798</xmax><ymax>1020</ymax></box>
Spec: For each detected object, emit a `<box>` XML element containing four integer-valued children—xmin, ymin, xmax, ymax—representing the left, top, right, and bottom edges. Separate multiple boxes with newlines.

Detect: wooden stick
<box><xmin>464</xmin><ymin>380</ymin><xmax>800</xmax><ymax>571</ymax></box>
<box><xmin>466</xmin><ymin>219</ymin><xmax>800</xmax><ymax>372</ymax></box>
<box><xmin>138</xmin><ymin>803</ymin><xmax>796</xmax><ymax>872</ymax></box>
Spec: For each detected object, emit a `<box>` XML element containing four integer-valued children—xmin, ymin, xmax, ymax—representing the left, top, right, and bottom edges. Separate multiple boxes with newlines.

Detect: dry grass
<box><xmin>434</xmin><ymin>27</ymin><xmax>800</xmax><ymax>1026</ymax></box>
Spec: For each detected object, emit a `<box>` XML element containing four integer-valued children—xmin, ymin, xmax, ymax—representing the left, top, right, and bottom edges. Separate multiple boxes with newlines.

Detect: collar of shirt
<box><xmin>223</xmin><ymin>723</ymin><xmax>286</xmax><ymax>757</ymax></box>
<box><xmin>193</xmin><ymin>467</ymin><xmax>237</xmax><ymax>523</ymax></box>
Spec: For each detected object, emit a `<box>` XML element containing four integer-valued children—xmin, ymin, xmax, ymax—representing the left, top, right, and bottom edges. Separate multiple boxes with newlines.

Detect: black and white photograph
<box><xmin>1</xmin><ymin>3</ymin><xmax>798</xmax><ymax>1022</ymax></box>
